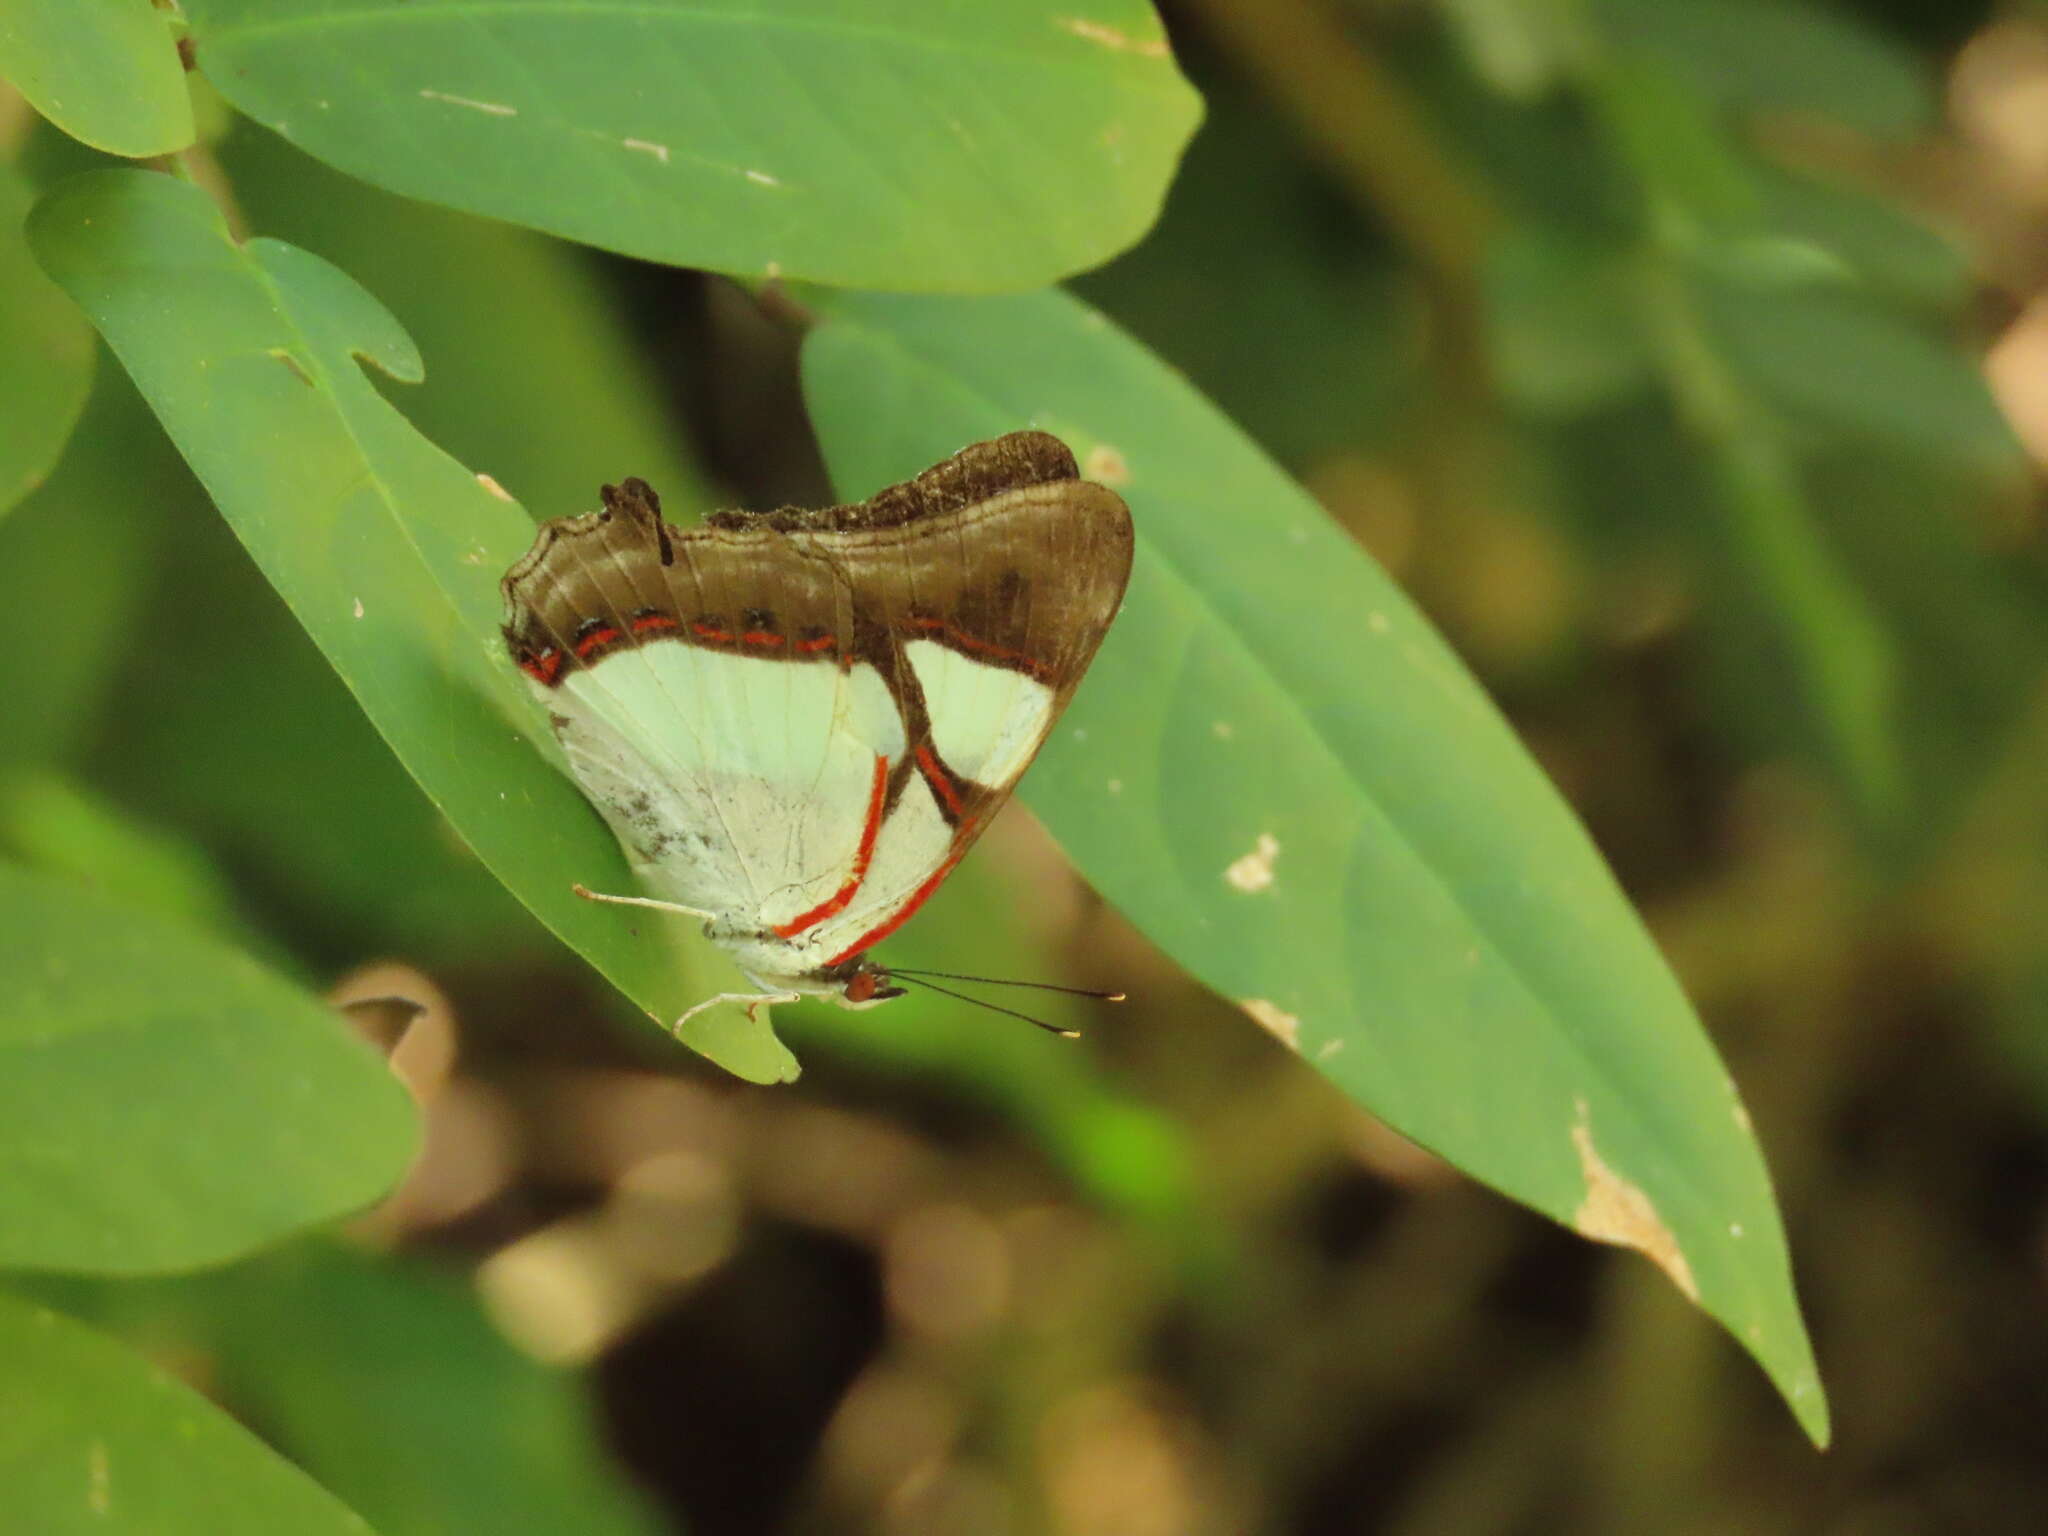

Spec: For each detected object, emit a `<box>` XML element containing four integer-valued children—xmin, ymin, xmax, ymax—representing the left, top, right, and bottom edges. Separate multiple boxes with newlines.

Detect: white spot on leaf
<box><xmin>352</xmin><ymin>596</ymin><xmax>364</xmax><ymax>619</ymax></box>
<box><xmin>1083</xmin><ymin>443</ymin><xmax>1130</xmax><ymax>485</ymax></box>
<box><xmin>419</xmin><ymin>89</ymin><xmax>516</xmax><ymax>117</ymax></box>
<box><xmin>1225</xmin><ymin>833</ymin><xmax>1280</xmax><ymax>893</ymax></box>
<box><xmin>624</xmin><ymin>137</ymin><xmax>670</xmax><ymax>163</ymax></box>
<box><xmin>1056</xmin><ymin>16</ymin><xmax>1170</xmax><ymax>57</ymax></box>
<box><xmin>475</xmin><ymin>472</ymin><xmax>514</xmax><ymax>502</ymax></box>
<box><xmin>1240</xmin><ymin>998</ymin><xmax>1299</xmax><ymax>1050</ymax></box>
<box><xmin>744</xmin><ymin>167</ymin><xmax>781</xmax><ymax>186</ymax></box>
<box><xmin>1570</xmin><ymin>1100</ymin><xmax>1697</xmax><ymax>1300</ymax></box>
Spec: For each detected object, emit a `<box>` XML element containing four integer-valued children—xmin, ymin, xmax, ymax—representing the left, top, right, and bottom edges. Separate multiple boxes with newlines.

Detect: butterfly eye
<box><xmin>843</xmin><ymin>969</ymin><xmax>894</xmax><ymax>1004</ymax></box>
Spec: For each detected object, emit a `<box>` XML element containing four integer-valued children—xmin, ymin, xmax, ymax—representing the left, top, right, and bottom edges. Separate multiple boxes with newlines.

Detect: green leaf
<box><xmin>0</xmin><ymin>1289</ymin><xmax>374</xmax><ymax>1534</ymax></box>
<box><xmin>1809</xmin><ymin>446</ymin><xmax>2048</xmax><ymax>858</ymax></box>
<box><xmin>214</xmin><ymin>118</ymin><xmax>713</xmax><ymax>520</ymax></box>
<box><xmin>0</xmin><ymin>165</ymin><xmax>93</xmax><ymax>518</ymax></box>
<box><xmin>219</xmin><ymin>1251</ymin><xmax>662</xmax><ymax>1536</ymax></box>
<box><xmin>181</xmin><ymin>0</ymin><xmax>1201</xmax><ymax>292</ymax></box>
<box><xmin>0</xmin><ymin>862</ymin><xmax>416</xmax><ymax>1274</ymax></box>
<box><xmin>31</xmin><ymin>169</ymin><xmax>798</xmax><ymax>1083</ymax></box>
<box><xmin>0</xmin><ymin>772</ymin><xmax>250</xmax><ymax>942</ymax></box>
<box><xmin>0</xmin><ymin>368</ymin><xmax>175</xmax><ymax>774</ymax></box>
<box><xmin>1596</xmin><ymin>0</ymin><xmax>1931</xmax><ymax>140</ymax></box>
<box><xmin>43</xmin><ymin>1245</ymin><xmax>662</xmax><ymax>1536</ymax></box>
<box><xmin>79</xmin><ymin>120</ymin><xmax>700</xmax><ymax>966</ymax></box>
<box><xmin>799</xmin><ymin>286</ymin><xmax>1829</xmax><ymax>1443</ymax></box>
<box><xmin>1751</xmin><ymin>162</ymin><xmax>1968</xmax><ymax>312</ymax></box>
<box><xmin>1582</xmin><ymin>51</ymin><xmax>1763</xmax><ymax>241</ymax></box>
<box><xmin>1698</xmin><ymin>277</ymin><xmax>2023</xmax><ymax>476</ymax></box>
<box><xmin>0</xmin><ymin>0</ymin><xmax>196</xmax><ymax>156</ymax></box>
<box><xmin>85</xmin><ymin>496</ymin><xmax>544</xmax><ymax>966</ymax></box>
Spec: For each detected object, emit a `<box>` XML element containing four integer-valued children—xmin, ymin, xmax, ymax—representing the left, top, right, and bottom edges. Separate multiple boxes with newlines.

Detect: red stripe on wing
<box><xmin>518</xmin><ymin>648</ymin><xmax>564</xmax><ymax>685</ymax></box>
<box><xmin>823</xmin><ymin>818</ymin><xmax>977</xmax><ymax>967</ymax></box>
<box><xmin>772</xmin><ymin>754</ymin><xmax>891</xmax><ymax>938</ymax></box>
<box><xmin>914</xmin><ymin>743</ymin><xmax>965</xmax><ymax>817</ymax></box>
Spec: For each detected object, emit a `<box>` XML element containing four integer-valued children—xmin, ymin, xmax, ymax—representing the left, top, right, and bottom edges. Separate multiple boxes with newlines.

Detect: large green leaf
<box><xmin>0</xmin><ymin>0</ymin><xmax>195</xmax><ymax>156</ymax></box>
<box><xmin>799</xmin><ymin>286</ymin><xmax>1828</xmax><ymax>1442</ymax></box>
<box><xmin>38</xmin><ymin>1245</ymin><xmax>662</xmax><ymax>1536</ymax></box>
<box><xmin>215</xmin><ymin>118</ymin><xmax>712</xmax><ymax>521</ymax></box>
<box><xmin>77</xmin><ymin>120</ymin><xmax>709</xmax><ymax>966</ymax></box>
<box><xmin>29</xmin><ymin>168</ymin><xmax>795</xmax><ymax>1083</ymax></box>
<box><xmin>182</xmin><ymin>0</ymin><xmax>1201</xmax><ymax>292</ymax></box>
<box><xmin>0</xmin><ymin>862</ymin><xmax>416</xmax><ymax>1274</ymax></box>
<box><xmin>0</xmin><ymin>1290</ymin><xmax>374</xmax><ymax>1534</ymax></box>
<box><xmin>0</xmin><ymin>165</ymin><xmax>93</xmax><ymax>518</ymax></box>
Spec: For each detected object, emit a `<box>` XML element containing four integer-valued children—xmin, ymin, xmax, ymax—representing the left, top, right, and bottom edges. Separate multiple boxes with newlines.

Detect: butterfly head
<box><xmin>838</xmin><ymin>963</ymin><xmax>907</xmax><ymax>1010</ymax></box>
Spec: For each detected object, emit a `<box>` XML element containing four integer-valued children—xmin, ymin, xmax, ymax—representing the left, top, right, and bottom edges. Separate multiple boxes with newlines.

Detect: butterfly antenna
<box><xmin>887</xmin><ymin>966</ymin><xmax>1126</xmax><ymax>1003</ymax></box>
<box><xmin>892</xmin><ymin>973</ymin><xmax>1083</xmax><ymax>1039</ymax></box>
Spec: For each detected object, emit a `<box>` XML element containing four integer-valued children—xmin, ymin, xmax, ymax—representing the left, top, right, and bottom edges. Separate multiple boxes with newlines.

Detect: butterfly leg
<box><xmin>571</xmin><ymin>883</ymin><xmax>718</xmax><ymax>922</ymax></box>
<box><xmin>669</xmin><ymin>990</ymin><xmax>801</xmax><ymax>1038</ymax></box>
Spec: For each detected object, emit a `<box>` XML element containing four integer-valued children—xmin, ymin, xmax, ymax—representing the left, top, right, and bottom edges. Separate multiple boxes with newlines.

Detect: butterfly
<box><xmin>501</xmin><ymin>431</ymin><xmax>1134</xmax><ymax>1035</ymax></box>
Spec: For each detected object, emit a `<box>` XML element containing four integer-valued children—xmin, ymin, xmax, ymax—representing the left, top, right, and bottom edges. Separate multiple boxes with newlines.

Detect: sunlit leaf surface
<box><xmin>0</xmin><ymin>863</ymin><xmax>416</xmax><ymax>1274</ymax></box>
<box><xmin>0</xmin><ymin>0</ymin><xmax>195</xmax><ymax>156</ymax></box>
<box><xmin>182</xmin><ymin>0</ymin><xmax>1201</xmax><ymax>291</ymax></box>
<box><xmin>0</xmin><ymin>1291</ymin><xmax>374</xmax><ymax>1533</ymax></box>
